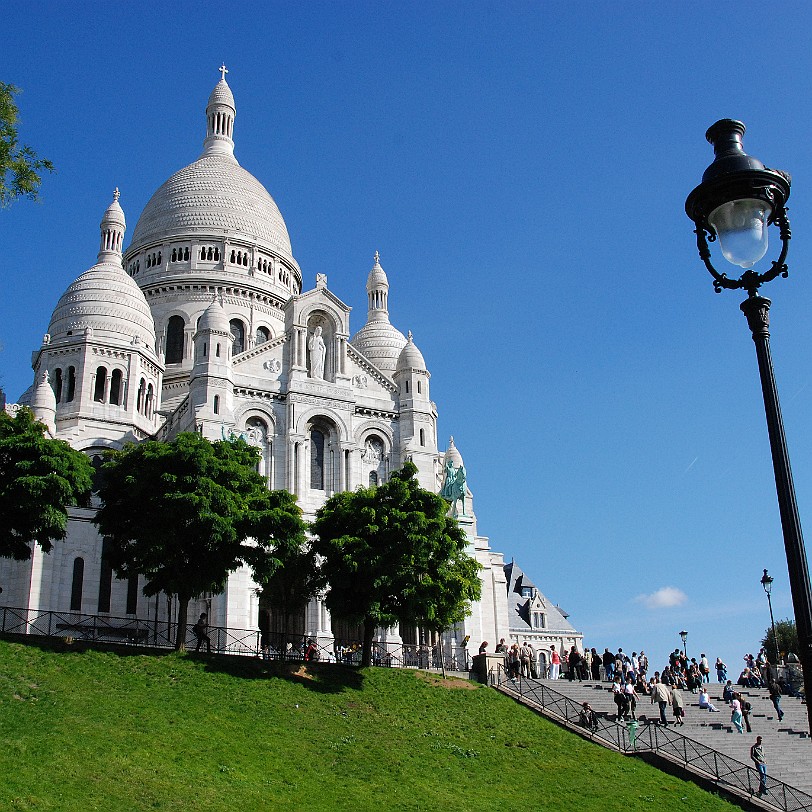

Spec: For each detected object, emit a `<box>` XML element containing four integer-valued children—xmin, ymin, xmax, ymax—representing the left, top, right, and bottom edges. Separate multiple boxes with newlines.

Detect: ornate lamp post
<box><xmin>686</xmin><ymin>119</ymin><xmax>812</xmax><ymax>733</ymax></box>
<box><xmin>761</xmin><ymin>568</ymin><xmax>780</xmax><ymax>665</ymax></box>
<box><xmin>679</xmin><ymin>629</ymin><xmax>688</xmax><ymax>658</ymax></box>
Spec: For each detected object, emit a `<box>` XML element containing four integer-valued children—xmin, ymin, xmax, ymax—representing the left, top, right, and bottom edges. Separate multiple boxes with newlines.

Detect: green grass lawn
<box><xmin>0</xmin><ymin>637</ymin><xmax>741</xmax><ymax>812</ymax></box>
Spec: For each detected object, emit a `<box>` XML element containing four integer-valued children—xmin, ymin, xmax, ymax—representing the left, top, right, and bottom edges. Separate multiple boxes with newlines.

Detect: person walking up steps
<box><xmin>750</xmin><ymin>736</ymin><xmax>768</xmax><ymax>795</ymax></box>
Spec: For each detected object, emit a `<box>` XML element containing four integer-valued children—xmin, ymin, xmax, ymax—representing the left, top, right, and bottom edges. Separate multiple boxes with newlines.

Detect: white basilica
<box><xmin>1</xmin><ymin>70</ymin><xmax>582</xmax><ymax>665</ymax></box>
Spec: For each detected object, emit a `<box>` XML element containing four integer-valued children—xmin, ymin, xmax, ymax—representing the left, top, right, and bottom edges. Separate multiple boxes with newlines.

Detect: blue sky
<box><xmin>3</xmin><ymin>1</ymin><xmax>811</xmax><ymax>671</ymax></box>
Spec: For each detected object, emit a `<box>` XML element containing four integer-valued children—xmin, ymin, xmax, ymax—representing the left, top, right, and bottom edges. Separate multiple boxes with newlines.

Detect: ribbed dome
<box><xmin>128</xmin><ymin>155</ymin><xmax>294</xmax><ymax>263</ymax></box>
<box><xmin>48</xmin><ymin>261</ymin><xmax>156</xmax><ymax>349</ymax></box>
<box><xmin>396</xmin><ymin>331</ymin><xmax>426</xmax><ymax>373</ymax></box>
<box><xmin>208</xmin><ymin>79</ymin><xmax>235</xmax><ymax>111</ymax></box>
<box><xmin>350</xmin><ymin>320</ymin><xmax>407</xmax><ymax>375</ymax></box>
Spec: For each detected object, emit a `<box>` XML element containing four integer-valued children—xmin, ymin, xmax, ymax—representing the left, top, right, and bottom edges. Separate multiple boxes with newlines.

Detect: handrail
<box><xmin>0</xmin><ymin>606</ymin><xmax>467</xmax><ymax>672</ymax></box>
<box><xmin>494</xmin><ymin>665</ymin><xmax>812</xmax><ymax>812</ymax></box>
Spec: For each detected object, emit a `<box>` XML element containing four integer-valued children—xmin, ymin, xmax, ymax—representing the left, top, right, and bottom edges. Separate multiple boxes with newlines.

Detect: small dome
<box><xmin>48</xmin><ymin>262</ymin><xmax>157</xmax><ymax>349</ymax></box>
<box><xmin>350</xmin><ymin>320</ymin><xmax>407</xmax><ymax>374</ymax></box>
<box><xmin>30</xmin><ymin>371</ymin><xmax>56</xmax><ymax>417</ymax></box>
<box><xmin>208</xmin><ymin>78</ymin><xmax>235</xmax><ymax>111</ymax></box>
<box><xmin>444</xmin><ymin>436</ymin><xmax>464</xmax><ymax>470</ymax></box>
<box><xmin>396</xmin><ymin>331</ymin><xmax>426</xmax><ymax>373</ymax></box>
<box><xmin>367</xmin><ymin>251</ymin><xmax>389</xmax><ymax>291</ymax></box>
<box><xmin>197</xmin><ymin>298</ymin><xmax>231</xmax><ymax>334</ymax></box>
<box><xmin>101</xmin><ymin>189</ymin><xmax>125</xmax><ymax>229</ymax></box>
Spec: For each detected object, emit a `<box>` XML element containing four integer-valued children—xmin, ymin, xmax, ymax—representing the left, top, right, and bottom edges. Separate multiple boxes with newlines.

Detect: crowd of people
<box><xmin>486</xmin><ymin>639</ymin><xmax>795</xmax><ymax>799</ymax></box>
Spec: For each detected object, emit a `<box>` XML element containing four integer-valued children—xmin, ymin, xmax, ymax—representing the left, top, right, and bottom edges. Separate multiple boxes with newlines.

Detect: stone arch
<box><xmin>165</xmin><ymin>314</ymin><xmax>186</xmax><ymax>364</ymax></box>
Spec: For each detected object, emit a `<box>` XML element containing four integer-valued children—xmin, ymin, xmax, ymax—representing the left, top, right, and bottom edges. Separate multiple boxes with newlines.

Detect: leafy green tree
<box><xmin>1</xmin><ymin>83</ymin><xmax>54</xmax><ymax>207</ymax></box>
<box><xmin>243</xmin><ymin>490</ymin><xmax>317</xmax><ymax>652</ymax></box>
<box><xmin>0</xmin><ymin>407</ymin><xmax>93</xmax><ymax>560</ymax></box>
<box><xmin>761</xmin><ymin>618</ymin><xmax>798</xmax><ymax>663</ymax></box>
<box><xmin>95</xmin><ymin>433</ymin><xmax>280</xmax><ymax>650</ymax></box>
<box><xmin>311</xmin><ymin>461</ymin><xmax>481</xmax><ymax>667</ymax></box>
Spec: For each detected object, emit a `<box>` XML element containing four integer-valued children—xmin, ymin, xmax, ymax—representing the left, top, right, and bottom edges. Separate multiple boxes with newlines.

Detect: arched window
<box><xmin>94</xmin><ymin>367</ymin><xmax>107</xmax><ymax>402</ymax></box>
<box><xmin>172</xmin><ymin>248</ymin><xmax>177</xmax><ymax>262</ymax></box>
<box><xmin>98</xmin><ymin>539</ymin><xmax>113</xmax><ymax>613</ymax></box>
<box><xmin>66</xmin><ymin>367</ymin><xmax>76</xmax><ymax>402</ymax></box>
<box><xmin>369</xmin><ymin>471</ymin><xmax>378</xmax><ymax>487</ymax></box>
<box><xmin>184</xmin><ymin>247</ymin><xmax>190</xmax><ymax>261</ymax></box>
<box><xmin>53</xmin><ymin>368</ymin><xmax>63</xmax><ymax>403</ymax></box>
<box><xmin>70</xmin><ymin>558</ymin><xmax>84</xmax><ymax>611</ymax></box>
<box><xmin>419</xmin><ymin>428</ymin><xmax>425</xmax><ymax>446</ymax></box>
<box><xmin>90</xmin><ymin>454</ymin><xmax>105</xmax><ymax>494</ymax></box>
<box><xmin>145</xmin><ymin>384</ymin><xmax>154</xmax><ymax>419</ymax></box>
<box><xmin>165</xmin><ymin>315</ymin><xmax>185</xmax><ymax>364</ymax></box>
<box><xmin>255</xmin><ymin>326</ymin><xmax>270</xmax><ymax>345</ymax></box>
<box><xmin>310</xmin><ymin>429</ymin><xmax>325</xmax><ymax>489</ymax></box>
<box><xmin>417</xmin><ymin>381</ymin><xmax>422</xmax><ymax>394</ymax></box>
<box><xmin>405</xmin><ymin>381</ymin><xmax>409</xmax><ymax>394</ymax></box>
<box><xmin>230</xmin><ymin>250</ymin><xmax>236</xmax><ymax>264</ymax></box>
<box><xmin>230</xmin><ymin>319</ymin><xmax>245</xmax><ymax>354</ymax></box>
<box><xmin>109</xmin><ymin>369</ymin><xmax>123</xmax><ymax>406</ymax></box>
<box><xmin>213</xmin><ymin>395</ymin><xmax>220</xmax><ymax>415</ymax></box>
<box><xmin>126</xmin><ymin>573</ymin><xmax>139</xmax><ymax>615</ymax></box>
<box><xmin>137</xmin><ymin>378</ymin><xmax>146</xmax><ymax>414</ymax></box>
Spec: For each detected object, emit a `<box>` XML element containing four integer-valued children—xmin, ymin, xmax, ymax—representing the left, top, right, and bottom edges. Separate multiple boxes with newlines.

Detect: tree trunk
<box><xmin>175</xmin><ymin>594</ymin><xmax>190</xmax><ymax>651</ymax></box>
<box><xmin>361</xmin><ymin>617</ymin><xmax>375</xmax><ymax>668</ymax></box>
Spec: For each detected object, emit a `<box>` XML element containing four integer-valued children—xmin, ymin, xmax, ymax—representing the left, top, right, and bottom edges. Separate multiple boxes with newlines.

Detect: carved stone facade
<box><xmin>1</xmin><ymin>71</ymin><xmax>580</xmax><ymax>661</ymax></box>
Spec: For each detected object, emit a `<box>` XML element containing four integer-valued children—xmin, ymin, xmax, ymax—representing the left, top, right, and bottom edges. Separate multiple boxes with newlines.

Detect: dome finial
<box><xmin>374</xmin><ymin>250</ymin><xmax>380</xmax><ymax>265</ymax></box>
<box><xmin>113</xmin><ymin>187</ymin><xmax>120</xmax><ymax>202</ymax></box>
<box><xmin>219</xmin><ymin>63</ymin><xmax>229</xmax><ymax>82</ymax></box>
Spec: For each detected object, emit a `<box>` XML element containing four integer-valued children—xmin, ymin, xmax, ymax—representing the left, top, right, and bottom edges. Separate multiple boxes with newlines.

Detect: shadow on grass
<box><xmin>0</xmin><ymin>632</ymin><xmax>365</xmax><ymax>693</ymax></box>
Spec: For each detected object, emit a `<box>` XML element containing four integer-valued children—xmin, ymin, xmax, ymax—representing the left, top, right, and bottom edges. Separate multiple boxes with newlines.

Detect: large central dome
<box><xmin>126</xmin><ymin>73</ymin><xmax>296</xmax><ymax>270</ymax></box>
<box><xmin>128</xmin><ymin>154</ymin><xmax>294</xmax><ymax>262</ymax></box>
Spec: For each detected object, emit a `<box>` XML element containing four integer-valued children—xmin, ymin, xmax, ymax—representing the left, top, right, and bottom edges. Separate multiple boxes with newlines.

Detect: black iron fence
<box><xmin>0</xmin><ymin>606</ymin><xmax>470</xmax><ymax>672</ymax></box>
<box><xmin>495</xmin><ymin>667</ymin><xmax>812</xmax><ymax>812</ymax></box>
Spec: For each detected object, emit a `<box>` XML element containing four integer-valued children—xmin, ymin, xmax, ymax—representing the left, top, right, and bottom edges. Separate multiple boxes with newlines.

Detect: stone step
<box><xmin>521</xmin><ymin>678</ymin><xmax>812</xmax><ymax>795</ymax></box>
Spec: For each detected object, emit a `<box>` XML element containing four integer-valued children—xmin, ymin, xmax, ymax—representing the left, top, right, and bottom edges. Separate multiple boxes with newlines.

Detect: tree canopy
<box><xmin>95</xmin><ymin>432</ymin><xmax>285</xmax><ymax>649</ymax></box>
<box><xmin>311</xmin><ymin>461</ymin><xmax>481</xmax><ymax>667</ymax></box>
<box><xmin>0</xmin><ymin>407</ymin><xmax>93</xmax><ymax>560</ymax></box>
<box><xmin>761</xmin><ymin>618</ymin><xmax>798</xmax><ymax>663</ymax></box>
<box><xmin>1</xmin><ymin>83</ymin><xmax>54</xmax><ymax>207</ymax></box>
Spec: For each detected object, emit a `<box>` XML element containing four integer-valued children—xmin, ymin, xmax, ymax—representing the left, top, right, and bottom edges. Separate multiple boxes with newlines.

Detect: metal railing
<box><xmin>495</xmin><ymin>667</ymin><xmax>812</xmax><ymax>812</ymax></box>
<box><xmin>0</xmin><ymin>606</ymin><xmax>469</xmax><ymax>672</ymax></box>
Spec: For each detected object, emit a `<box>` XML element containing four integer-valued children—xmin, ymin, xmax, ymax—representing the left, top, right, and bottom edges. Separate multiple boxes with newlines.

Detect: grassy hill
<box><xmin>0</xmin><ymin>638</ymin><xmax>741</xmax><ymax>812</ymax></box>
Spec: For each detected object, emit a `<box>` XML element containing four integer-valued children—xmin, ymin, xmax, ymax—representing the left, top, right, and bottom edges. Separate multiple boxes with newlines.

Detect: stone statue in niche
<box><xmin>308</xmin><ymin>326</ymin><xmax>326</xmax><ymax>379</ymax></box>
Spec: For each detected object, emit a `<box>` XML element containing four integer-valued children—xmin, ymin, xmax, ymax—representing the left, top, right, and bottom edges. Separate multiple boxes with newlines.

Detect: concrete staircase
<box><xmin>539</xmin><ymin>677</ymin><xmax>812</xmax><ymax>796</ymax></box>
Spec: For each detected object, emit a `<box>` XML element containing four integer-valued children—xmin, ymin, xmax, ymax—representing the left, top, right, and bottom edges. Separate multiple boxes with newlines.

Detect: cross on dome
<box><xmin>219</xmin><ymin>64</ymin><xmax>229</xmax><ymax>82</ymax></box>
<box><xmin>113</xmin><ymin>187</ymin><xmax>120</xmax><ymax>201</ymax></box>
<box><xmin>374</xmin><ymin>250</ymin><xmax>380</xmax><ymax>264</ymax></box>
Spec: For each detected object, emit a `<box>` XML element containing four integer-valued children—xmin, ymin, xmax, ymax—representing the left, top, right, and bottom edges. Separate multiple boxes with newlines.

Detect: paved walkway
<box><xmin>527</xmin><ymin>676</ymin><xmax>812</xmax><ymax>796</ymax></box>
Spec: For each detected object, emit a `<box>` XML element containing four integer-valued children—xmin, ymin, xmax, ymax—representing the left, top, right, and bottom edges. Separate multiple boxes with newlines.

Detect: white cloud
<box><xmin>634</xmin><ymin>587</ymin><xmax>688</xmax><ymax>610</ymax></box>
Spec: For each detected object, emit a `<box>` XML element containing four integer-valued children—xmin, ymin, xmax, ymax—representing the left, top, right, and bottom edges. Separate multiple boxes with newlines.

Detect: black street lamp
<box><xmin>761</xmin><ymin>568</ymin><xmax>780</xmax><ymax>665</ymax></box>
<box><xmin>679</xmin><ymin>629</ymin><xmax>688</xmax><ymax>658</ymax></box>
<box><xmin>686</xmin><ymin>119</ymin><xmax>812</xmax><ymax>733</ymax></box>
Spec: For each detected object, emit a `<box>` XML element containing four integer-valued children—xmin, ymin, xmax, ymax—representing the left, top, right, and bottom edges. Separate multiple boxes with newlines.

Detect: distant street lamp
<box><xmin>761</xmin><ymin>569</ymin><xmax>781</xmax><ymax>665</ymax></box>
<box><xmin>679</xmin><ymin>630</ymin><xmax>688</xmax><ymax>658</ymax></box>
<box><xmin>686</xmin><ymin>120</ymin><xmax>812</xmax><ymax>734</ymax></box>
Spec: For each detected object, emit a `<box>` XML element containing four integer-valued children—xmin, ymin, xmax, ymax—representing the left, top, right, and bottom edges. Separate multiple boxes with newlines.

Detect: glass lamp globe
<box><xmin>707</xmin><ymin>198</ymin><xmax>772</xmax><ymax>269</ymax></box>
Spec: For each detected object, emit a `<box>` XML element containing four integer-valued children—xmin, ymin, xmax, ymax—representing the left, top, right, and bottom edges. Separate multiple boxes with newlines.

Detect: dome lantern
<box><xmin>202</xmin><ymin>64</ymin><xmax>236</xmax><ymax>159</ymax></box>
<box><xmin>97</xmin><ymin>188</ymin><xmax>125</xmax><ymax>262</ymax></box>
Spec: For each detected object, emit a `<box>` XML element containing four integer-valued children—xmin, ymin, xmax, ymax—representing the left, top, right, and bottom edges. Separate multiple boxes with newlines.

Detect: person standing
<box><xmin>192</xmin><ymin>612</ymin><xmax>211</xmax><ymax>654</ymax></box>
<box><xmin>568</xmin><ymin>646</ymin><xmax>582</xmax><ymax>681</ymax></box>
<box><xmin>715</xmin><ymin>657</ymin><xmax>728</xmax><ymax>683</ymax></box>
<box><xmin>590</xmin><ymin>647</ymin><xmax>601</xmax><ymax>681</ymax></box>
<box><xmin>750</xmin><ymin>736</ymin><xmax>768</xmax><ymax>795</ymax></box>
<box><xmin>671</xmin><ymin>684</ymin><xmax>685</xmax><ymax>725</ymax></box>
<box><xmin>549</xmin><ymin>645</ymin><xmax>561</xmax><ymax>680</ymax></box>
<box><xmin>651</xmin><ymin>678</ymin><xmax>671</xmax><ymax>726</ymax></box>
<box><xmin>602</xmin><ymin>648</ymin><xmax>615</xmax><ymax>682</ymax></box>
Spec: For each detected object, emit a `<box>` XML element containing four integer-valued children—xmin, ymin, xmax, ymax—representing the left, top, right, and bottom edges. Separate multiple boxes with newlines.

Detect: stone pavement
<box><xmin>532</xmin><ymin>675</ymin><xmax>812</xmax><ymax>796</ymax></box>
